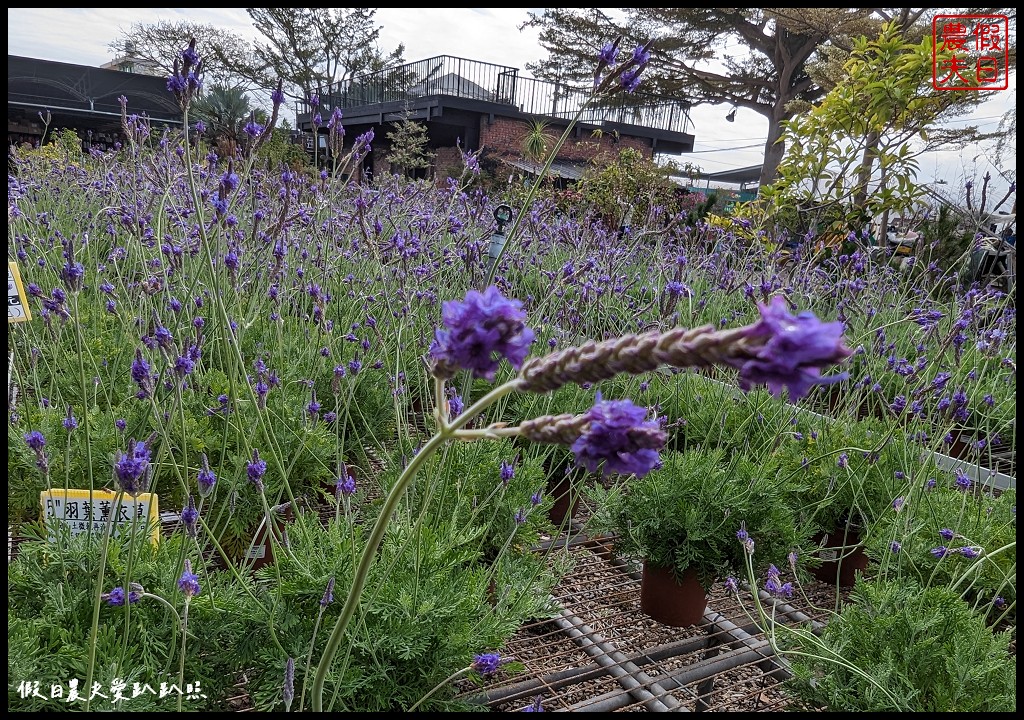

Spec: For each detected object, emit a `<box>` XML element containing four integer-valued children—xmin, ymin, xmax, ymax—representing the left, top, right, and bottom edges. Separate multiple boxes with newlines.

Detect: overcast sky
<box><xmin>7</xmin><ymin>7</ymin><xmax>1016</xmax><ymax>203</ymax></box>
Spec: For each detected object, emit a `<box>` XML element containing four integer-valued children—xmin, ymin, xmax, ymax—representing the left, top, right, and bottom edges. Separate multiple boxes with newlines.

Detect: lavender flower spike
<box><xmin>737</xmin><ymin>296</ymin><xmax>852</xmax><ymax>399</ymax></box>
<box><xmin>283</xmin><ymin>657</ymin><xmax>295</xmax><ymax>711</ymax></box>
<box><xmin>571</xmin><ymin>395</ymin><xmax>664</xmax><ymax>477</ymax></box>
<box><xmin>471</xmin><ymin>651</ymin><xmax>506</xmax><ymax>676</ymax></box>
<box><xmin>430</xmin><ymin>286</ymin><xmax>535</xmax><ymax>380</ymax></box>
<box><xmin>178</xmin><ymin>559</ymin><xmax>201</xmax><ymax>599</ymax></box>
<box><xmin>519</xmin><ymin>396</ymin><xmax>666</xmax><ymax>478</ymax></box>
<box><xmin>113</xmin><ymin>438</ymin><xmax>151</xmax><ymax>496</ymax></box>
<box><xmin>518</xmin><ymin>295</ymin><xmax>851</xmax><ymax>400</ymax></box>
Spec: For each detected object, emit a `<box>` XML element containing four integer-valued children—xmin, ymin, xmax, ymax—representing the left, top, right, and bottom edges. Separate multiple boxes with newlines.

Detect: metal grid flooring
<box><xmin>456</xmin><ymin>531</ymin><xmax>833</xmax><ymax>712</ymax></box>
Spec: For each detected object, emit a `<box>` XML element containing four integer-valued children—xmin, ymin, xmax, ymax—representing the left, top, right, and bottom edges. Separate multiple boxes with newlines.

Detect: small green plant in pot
<box><xmin>780</xmin><ymin>415</ymin><xmax>910</xmax><ymax>586</ymax></box>
<box><xmin>589</xmin><ymin>446</ymin><xmax>807</xmax><ymax>627</ymax></box>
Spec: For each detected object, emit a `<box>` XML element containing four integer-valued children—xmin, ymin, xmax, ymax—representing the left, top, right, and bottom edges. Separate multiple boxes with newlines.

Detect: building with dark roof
<box><xmin>8</xmin><ymin>54</ymin><xmax>182</xmax><ymax>150</ymax></box>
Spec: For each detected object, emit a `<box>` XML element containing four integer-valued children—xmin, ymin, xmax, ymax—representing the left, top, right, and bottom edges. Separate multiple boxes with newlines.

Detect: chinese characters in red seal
<box><xmin>933</xmin><ymin>14</ymin><xmax>1009</xmax><ymax>90</ymax></box>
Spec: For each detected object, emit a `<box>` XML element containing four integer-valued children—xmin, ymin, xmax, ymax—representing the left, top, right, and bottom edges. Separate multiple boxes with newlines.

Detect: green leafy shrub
<box><xmin>785</xmin><ymin>577</ymin><xmax>1016</xmax><ymax>712</ymax></box>
<box><xmin>8</xmin><ymin>530</ymin><xmax>255</xmax><ymax>711</ymax></box>
<box><xmin>588</xmin><ymin>447</ymin><xmax>809</xmax><ymax>588</ymax></box>
<box><xmin>865</xmin><ymin>484</ymin><xmax>1016</xmax><ymax>613</ymax></box>
<box><xmin>238</xmin><ymin>512</ymin><xmax>558</xmax><ymax>711</ymax></box>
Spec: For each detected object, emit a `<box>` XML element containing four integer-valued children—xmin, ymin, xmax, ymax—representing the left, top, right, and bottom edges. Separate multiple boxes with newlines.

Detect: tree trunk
<box><xmin>759</xmin><ymin>106</ymin><xmax>788</xmax><ymax>188</ymax></box>
<box><xmin>852</xmin><ymin>130</ymin><xmax>880</xmax><ymax>210</ymax></box>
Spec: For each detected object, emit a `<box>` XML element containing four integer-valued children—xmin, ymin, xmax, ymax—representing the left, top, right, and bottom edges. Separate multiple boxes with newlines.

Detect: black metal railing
<box><xmin>303</xmin><ymin>55</ymin><xmax>691</xmax><ymax>135</ymax></box>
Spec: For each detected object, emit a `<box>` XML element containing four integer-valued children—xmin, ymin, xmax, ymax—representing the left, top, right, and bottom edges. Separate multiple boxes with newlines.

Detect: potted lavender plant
<box><xmin>589</xmin><ymin>446</ymin><xmax>806</xmax><ymax>626</ymax></box>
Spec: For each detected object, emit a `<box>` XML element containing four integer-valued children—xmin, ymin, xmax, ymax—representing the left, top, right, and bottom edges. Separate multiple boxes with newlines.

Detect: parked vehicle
<box><xmin>967</xmin><ymin>212</ymin><xmax>1015</xmax><ymax>291</ymax></box>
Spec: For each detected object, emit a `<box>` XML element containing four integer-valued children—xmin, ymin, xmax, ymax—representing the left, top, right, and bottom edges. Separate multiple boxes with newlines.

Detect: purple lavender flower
<box><xmin>102</xmin><ymin>586</ymin><xmax>141</xmax><ymax>606</ymax></box>
<box><xmin>837</xmin><ymin>452</ymin><xmax>848</xmax><ymax>468</ymax></box>
<box><xmin>320</xmin><ymin>576</ymin><xmax>336</xmax><ymax>606</ymax></box>
<box><xmin>954</xmin><ymin>468</ymin><xmax>972</xmax><ymax>492</ymax></box>
<box><xmin>336</xmin><ymin>474</ymin><xmax>357</xmax><ymax>498</ymax></box>
<box><xmin>181</xmin><ymin>495</ymin><xmax>199</xmax><ymax>538</ymax></box>
<box><xmin>499</xmin><ymin>461</ymin><xmax>515</xmax><ymax>484</ymax></box>
<box><xmin>131</xmin><ymin>349</ymin><xmax>153</xmax><ymax>396</ymax></box>
<box><xmin>514</xmin><ymin>508</ymin><xmax>528</xmax><ymax>525</ymax></box>
<box><xmin>61</xmin><ymin>261</ymin><xmax>84</xmax><ymax>290</ymax></box>
<box><xmin>598</xmin><ymin>40</ymin><xmax>620</xmax><ymax>66</ymax></box>
<box><xmin>24</xmin><ymin>430</ymin><xmax>46</xmax><ymax>451</ymax></box>
<box><xmin>243</xmin><ymin>119</ymin><xmax>265</xmax><ymax>138</ymax></box>
<box><xmin>764</xmin><ymin>564</ymin><xmax>793</xmax><ymax>599</ymax></box>
<box><xmin>197</xmin><ymin>453</ymin><xmax>216</xmax><ymax>497</ymax></box>
<box><xmin>889</xmin><ymin>541</ymin><xmax>901</xmax><ymax>553</ymax></box>
<box><xmin>114</xmin><ymin>438</ymin><xmax>151</xmax><ymax>495</ymax></box>
<box><xmin>430</xmin><ymin>286</ymin><xmax>535</xmax><ymax>380</ymax></box>
<box><xmin>735</xmin><ymin>296</ymin><xmax>852</xmax><ymax>400</ymax></box>
<box><xmin>930</xmin><ymin>546</ymin><xmax>949</xmax><ymax>559</ymax></box>
<box><xmin>724</xmin><ymin>576</ymin><xmax>739</xmax><ymax>594</ymax></box>
<box><xmin>173</xmin><ymin>354</ymin><xmax>195</xmax><ymax>378</ymax></box>
<box><xmin>471</xmin><ymin>652</ymin><xmax>505</xmax><ymax>676</ymax></box>
<box><xmin>619</xmin><ymin>68</ymin><xmax>642</xmax><ymax>93</ymax></box>
<box><xmin>958</xmin><ymin>546</ymin><xmax>980</xmax><ymax>559</ymax></box>
<box><xmin>177</xmin><ymin>559</ymin><xmax>201</xmax><ymax>599</ymax></box>
<box><xmin>522</xmin><ymin>695</ymin><xmax>545</xmax><ymax>712</ymax></box>
<box><xmin>571</xmin><ymin>395</ymin><xmax>665</xmax><ymax>477</ymax></box>
<box><xmin>892</xmin><ymin>496</ymin><xmax>905</xmax><ymax>512</ymax></box>
<box><xmin>630</xmin><ymin>43</ymin><xmax>652</xmax><ymax>66</ymax></box>
<box><xmin>306</xmin><ymin>390</ymin><xmax>321</xmax><ymax>420</ymax></box>
<box><xmin>939</xmin><ymin>528</ymin><xmax>955</xmax><ymax>541</ymax></box>
<box><xmin>247</xmin><ymin>449</ymin><xmax>267</xmax><ymax>491</ymax></box>
<box><xmin>448</xmin><ymin>393</ymin><xmax>464</xmax><ymax>417</ymax></box>
<box><xmin>115</xmin><ymin>418</ymin><xmax>127</xmax><ymax>432</ymax></box>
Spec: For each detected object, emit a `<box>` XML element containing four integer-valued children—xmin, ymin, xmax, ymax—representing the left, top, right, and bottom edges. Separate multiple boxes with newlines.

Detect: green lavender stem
<box><xmin>310</xmin><ymin>379</ymin><xmax>520</xmax><ymax>711</ymax></box>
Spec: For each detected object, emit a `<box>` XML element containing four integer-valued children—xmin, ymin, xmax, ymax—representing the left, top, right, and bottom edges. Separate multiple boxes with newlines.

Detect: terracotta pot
<box><xmin>245</xmin><ymin>505</ymin><xmax>295</xmax><ymax>572</ymax></box>
<box><xmin>546</xmin><ymin>472</ymin><xmax>581</xmax><ymax>526</ymax></box>
<box><xmin>810</xmin><ymin>524</ymin><xmax>869</xmax><ymax>587</ymax></box>
<box><xmin>639</xmin><ymin>561</ymin><xmax>708</xmax><ymax>627</ymax></box>
<box><xmin>320</xmin><ymin>463</ymin><xmax>359</xmax><ymax>501</ymax></box>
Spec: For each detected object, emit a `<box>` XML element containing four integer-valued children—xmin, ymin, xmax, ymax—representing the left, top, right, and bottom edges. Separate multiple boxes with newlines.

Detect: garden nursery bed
<box><xmin>7</xmin><ymin>34</ymin><xmax>1016</xmax><ymax>714</ymax></box>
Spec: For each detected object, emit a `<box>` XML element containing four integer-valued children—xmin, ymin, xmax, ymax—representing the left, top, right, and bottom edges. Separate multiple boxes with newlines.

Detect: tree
<box><xmin>244</xmin><ymin>8</ymin><xmax>405</xmax><ymax>104</ymax></box>
<box><xmin>110</xmin><ymin>10</ymin><xmax>406</xmax><ymax>107</ymax></box>
<box><xmin>762</xmin><ymin>20</ymin><xmax>1010</xmax><ymax>245</ymax></box>
<box><xmin>109</xmin><ymin>20</ymin><xmax>259</xmax><ymax>91</ymax></box>
<box><xmin>521</xmin><ymin>8</ymin><xmax>1014</xmax><ymax>187</ymax></box>
<box><xmin>385</xmin><ymin>118</ymin><xmax>435</xmax><ymax>179</ymax></box>
<box><xmin>191</xmin><ymin>84</ymin><xmax>252</xmax><ymax>158</ymax></box>
<box><xmin>522</xmin><ymin>9</ymin><xmax>881</xmax><ymax>187</ymax></box>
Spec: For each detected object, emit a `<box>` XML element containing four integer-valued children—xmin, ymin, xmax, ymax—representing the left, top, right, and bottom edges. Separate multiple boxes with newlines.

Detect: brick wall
<box><xmin>477</xmin><ymin>116</ymin><xmax>652</xmax><ymax>163</ymax></box>
<box><xmin>433</xmin><ymin>146</ymin><xmax>464</xmax><ymax>179</ymax></box>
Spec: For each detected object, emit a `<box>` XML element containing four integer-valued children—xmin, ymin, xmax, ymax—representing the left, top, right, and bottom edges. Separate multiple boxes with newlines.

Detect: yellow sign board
<box><xmin>8</xmin><ymin>261</ymin><xmax>31</xmax><ymax>323</ymax></box>
<box><xmin>40</xmin><ymin>489</ymin><xmax>160</xmax><ymax>545</ymax></box>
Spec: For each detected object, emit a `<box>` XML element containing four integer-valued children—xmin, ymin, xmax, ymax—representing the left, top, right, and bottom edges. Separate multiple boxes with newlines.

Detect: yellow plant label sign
<box><xmin>40</xmin><ymin>489</ymin><xmax>160</xmax><ymax>545</ymax></box>
<box><xmin>8</xmin><ymin>262</ymin><xmax>31</xmax><ymax>323</ymax></box>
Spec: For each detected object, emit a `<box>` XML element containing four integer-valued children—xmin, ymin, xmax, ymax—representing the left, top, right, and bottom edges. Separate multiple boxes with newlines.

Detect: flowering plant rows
<box><xmin>7</xmin><ymin>38</ymin><xmax>1014</xmax><ymax>712</ymax></box>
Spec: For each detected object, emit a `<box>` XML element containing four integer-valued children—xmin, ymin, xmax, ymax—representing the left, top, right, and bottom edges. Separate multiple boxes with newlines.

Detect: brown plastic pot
<box><xmin>810</xmin><ymin>524</ymin><xmax>869</xmax><ymax>587</ymax></box>
<box><xmin>546</xmin><ymin>471</ymin><xmax>582</xmax><ymax>526</ymax></box>
<box><xmin>639</xmin><ymin>561</ymin><xmax>709</xmax><ymax>627</ymax></box>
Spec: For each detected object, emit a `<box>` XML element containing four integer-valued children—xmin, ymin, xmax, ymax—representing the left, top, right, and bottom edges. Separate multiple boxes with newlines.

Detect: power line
<box><xmin>689</xmin><ymin>143</ymin><xmax>764</xmax><ymax>153</ymax></box>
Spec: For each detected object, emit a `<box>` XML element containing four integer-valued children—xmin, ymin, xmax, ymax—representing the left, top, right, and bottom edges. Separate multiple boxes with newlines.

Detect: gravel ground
<box><xmin>457</xmin><ymin>534</ymin><xmax>846</xmax><ymax>713</ymax></box>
